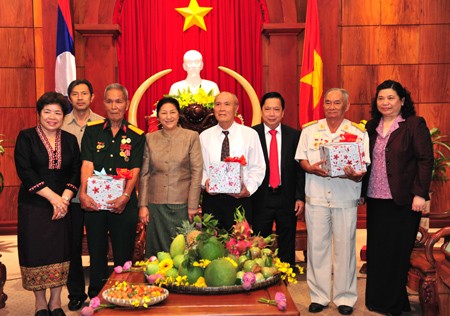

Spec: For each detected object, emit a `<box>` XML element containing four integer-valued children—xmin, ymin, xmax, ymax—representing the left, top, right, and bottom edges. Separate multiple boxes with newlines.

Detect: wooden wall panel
<box><xmin>380</xmin><ymin>0</ymin><xmax>420</xmax><ymax>25</ymax></box>
<box><xmin>0</xmin><ymin>28</ymin><xmax>35</xmax><ymax>67</ymax></box>
<box><xmin>341</xmin><ymin>66</ymin><xmax>377</xmax><ymax>104</ymax></box>
<box><xmin>416</xmin><ymin>103</ymin><xmax>450</xmax><ymax>135</ymax></box>
<box><xmin>0</xmin><ymin>151</ymin><xmax>20</xmax><ymax>186</ymax></box>
<box><xmin>0</xmin><ymin>188</ymin><xmax>18</xmax><ymax>224</ymax></box>
<box><xmin>379</xmin><ymin>26</ymin><xmax>419</xmax><ymax>64</ymax></box>
<box><xmin>376</xmin><ymin>65</ymin><xmax>419</xmax><ymax>94</ymax></box>
<box><xmin>341</xmin><ymin>26</ymin><xmax>379</xmax><ymax>65</ymax></box>
<box><xmin>422</xmin><ymin>0</ymin><xmax>450</xmax><ymax>24</ymax></box>
<box><xmin>0</xmin><ymin>0</ymin><xmax>33</xmax><ymax>27</ymax></box>
<box><xmin>420</xmin><ymin>25</ymin><xmax>450</xmax><ymax>63</ymax></box>
<box><xmin>0</xmin><ymin>69</ymin><xmax>36</xmax><ymax>107</ymax></box>
<box><xmin>418</xmin><ymin>65</ymin><xmax>450</xmax><ymax>103</ymax></box>
<box><xmin>341</xmin><ymin>0</ymin><xmax>380</xmax><ymax>25</ymax></box>
<box><xmin>266</xmin><ymin>34</ymin><xmax>300</xmax><ymax>128</ymax></box>
<box><xmin>0</xmin><ymin>108</ymin><xmax>37</xmax><ymax>147</ymax></box>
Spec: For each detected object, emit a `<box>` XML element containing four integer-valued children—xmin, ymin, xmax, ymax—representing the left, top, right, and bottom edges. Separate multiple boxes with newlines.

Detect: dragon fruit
<box><xmin>232</xmin><ymin>207</ymin><xmax>253</xmax><ymax>240</ymax></box>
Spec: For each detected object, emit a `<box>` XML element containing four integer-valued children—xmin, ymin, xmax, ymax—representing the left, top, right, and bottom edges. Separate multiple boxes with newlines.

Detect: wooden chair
<box><xmin>425</xmin><ymin>227</ymin><xmax>450</xmax><ymax>315</ymax></box>
<box><xmin>408</xmin><ymin>211</ymin><xmax>450</xmax><ymax>316</ymax></box>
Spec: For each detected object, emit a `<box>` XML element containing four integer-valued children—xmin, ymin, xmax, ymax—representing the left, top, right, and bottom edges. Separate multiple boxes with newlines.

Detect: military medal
<box><xmin>120</xmin><ymin>136</ymin><xmax>132</xmax><ymax>162</ymax></box>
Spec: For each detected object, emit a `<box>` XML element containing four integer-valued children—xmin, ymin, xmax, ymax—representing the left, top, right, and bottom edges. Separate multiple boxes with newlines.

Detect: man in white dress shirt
<box><xmin>200</xmin><ymin>92</ymin><xmax>265</xmax><ymax>230</ymax></box>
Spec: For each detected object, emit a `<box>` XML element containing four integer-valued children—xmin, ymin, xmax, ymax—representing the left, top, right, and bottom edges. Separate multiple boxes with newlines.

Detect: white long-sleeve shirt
<box><xmin>200</xmin><ymin>122</ymin><xmax>266</xmax><ymax>195</ymax></box>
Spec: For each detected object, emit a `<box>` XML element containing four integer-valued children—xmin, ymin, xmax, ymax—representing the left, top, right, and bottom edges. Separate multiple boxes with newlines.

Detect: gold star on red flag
<box><xmin>175</xmin><ymin>0</ymin><xmax>213</xmax><ymax>31</ymax></box>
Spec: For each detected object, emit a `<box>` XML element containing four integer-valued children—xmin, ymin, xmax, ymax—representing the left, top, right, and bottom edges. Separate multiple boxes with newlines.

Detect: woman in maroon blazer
<box><xmin>363</xmin><ymin>80</ymin><xmax>434</xmax><ymax>315</ymax></box>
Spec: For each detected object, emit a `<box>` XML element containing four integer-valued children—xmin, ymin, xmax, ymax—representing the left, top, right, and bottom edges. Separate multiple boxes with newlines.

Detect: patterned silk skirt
<box><xmin>18</xmin><ymin>202</ymin><xmax>70</xmax><ymax>291</ymax></box>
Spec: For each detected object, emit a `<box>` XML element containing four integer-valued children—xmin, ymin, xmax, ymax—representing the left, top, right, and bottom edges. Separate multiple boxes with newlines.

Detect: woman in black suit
<box><xmin>363</xmin><ymin>80</ymin><xmax>434</xmax><ymax>315</ymax></box>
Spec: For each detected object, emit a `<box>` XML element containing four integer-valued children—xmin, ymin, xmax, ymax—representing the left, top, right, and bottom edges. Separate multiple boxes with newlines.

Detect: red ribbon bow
<box><xmin>339</xmin><ymin>132</ymin><xmax>358</xmax><ymax>142</ymax></box>
<box><xmin>113</xmin><ymin>168</ymin><xmax>133</xmax><ymax>180</ymax></box>
<box><xmin>224</xmin><ymin>155</ymin><xmax>247</xmax><ymax>166</ymax></box>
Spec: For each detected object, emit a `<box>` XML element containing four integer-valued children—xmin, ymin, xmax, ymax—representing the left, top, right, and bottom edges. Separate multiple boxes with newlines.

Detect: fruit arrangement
<box><xmin>138</xmin><ymin>207</ymin><xmax>299</xmax><ymax>291</ymax></box>
<box><xmin>102</xmin><ymin>281</ymin><xmax>169</xmax><ymax>308</ymax></box>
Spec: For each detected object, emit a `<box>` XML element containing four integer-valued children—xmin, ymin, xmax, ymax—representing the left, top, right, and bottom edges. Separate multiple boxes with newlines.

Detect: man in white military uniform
<box><xmin>295</xmin><ymin>88</ymin><xmax>370</xmax><ymax>315</ymax></box>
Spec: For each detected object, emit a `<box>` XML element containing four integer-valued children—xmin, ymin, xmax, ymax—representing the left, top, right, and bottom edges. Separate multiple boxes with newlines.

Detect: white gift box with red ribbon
<box><xmin>208</xmin><ymin>161</ymin><xmax>243</xmax><ymax>194</ymax></box>
<box><xmin>319</xmin><ymin>142</ymin><xmax>366</xmax><ymax>177</ymax></box>
<box><xmin>87</xmin><ymin>169</ymin><xmax>126</xmax><ymax>210</ymax></box>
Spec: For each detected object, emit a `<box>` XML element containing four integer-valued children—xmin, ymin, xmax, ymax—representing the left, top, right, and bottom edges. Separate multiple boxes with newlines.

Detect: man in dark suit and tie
<box><xmin>251</xmin><ymin>92</ymin><xmax>305</xmax><ymax>266</ymax></box>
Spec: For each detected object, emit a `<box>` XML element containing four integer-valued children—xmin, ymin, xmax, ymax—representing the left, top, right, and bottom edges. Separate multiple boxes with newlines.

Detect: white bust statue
<box><xmin>169</xmin><ymin>50</ymin><xmax>220</xmax><ymax>96</ymax></box>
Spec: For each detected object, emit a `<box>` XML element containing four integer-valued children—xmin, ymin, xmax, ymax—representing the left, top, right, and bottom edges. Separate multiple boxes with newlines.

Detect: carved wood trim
<box><xmin>75</xmin><ymin>24</ymin><xmax>121</xmax><ymax>37</ymax></box>
<box><xmin>262</xmin><ymin>23</ymin><xmax>305</xmax><ymax>36</ymax></box>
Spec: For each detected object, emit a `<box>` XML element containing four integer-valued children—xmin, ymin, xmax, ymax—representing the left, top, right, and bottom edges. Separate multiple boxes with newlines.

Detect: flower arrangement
<box><xmin>139</xmin><ymin>207</ymin><xmax>302</xmax><ymax>292</ymax></box>
<box><xmin>166</xmin><ymin>87</ymin><xmax>215</xmax><ymax>109</ymax></box>
<box><xmin>146</xmin><ymin>87</ymin><xmax>243</xmax><ymax>133</ymax></box>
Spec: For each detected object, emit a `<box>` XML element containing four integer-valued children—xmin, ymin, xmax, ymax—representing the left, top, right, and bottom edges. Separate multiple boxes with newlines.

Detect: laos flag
<box><xmin>55</xmin><ymin>0</ymin><xmax>76</xmax><ymax>96</ymax></box>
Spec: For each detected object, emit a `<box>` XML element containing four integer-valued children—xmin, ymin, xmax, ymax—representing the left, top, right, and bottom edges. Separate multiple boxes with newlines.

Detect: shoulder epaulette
<box><xmin>128</xmin><ymin>124</ymin><xmax>145</xmax><ymax>135</ymax></box>
<box><xmin>302</xmin><ymin>120</ymin><xmax>318</xmax><ymax>129</ymax></box>
<box><xmin>351</xmin><ymin>122</ymin><xmax>366</xmax><ymax>132</ymax></box>
<box><xmin>87</xmin><ymin>119</ymin><xmax>104</xmax><ymax>126</ymax></box>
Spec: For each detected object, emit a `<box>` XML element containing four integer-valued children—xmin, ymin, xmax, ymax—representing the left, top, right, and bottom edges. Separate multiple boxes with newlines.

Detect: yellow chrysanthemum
<box><xmin>158</xmin><ymin>258</ymin><xmax>173</xmax><ymax>274</ymax></box>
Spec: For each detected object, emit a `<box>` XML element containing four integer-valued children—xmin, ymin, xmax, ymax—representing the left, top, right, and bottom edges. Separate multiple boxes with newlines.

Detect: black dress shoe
<box><xmin>35</xmin><ymin>310</ymin><xmax>49</xmax><ymax>316</ymax></box>
<box><xmin>338</xmin><ymin>305</ymin><xmax>354</xmax><ymax>315</ymax></box>
<box><xmin>309</xmin><ymin>302</ymin><xmax>326</xmax><ymax>313</ymax></box>
<box><xmin>68</xmin><ymin>298</ymin><xmax>85</xmax><ymax>311</ymax></box>
<box><xmin>48</xmin><ymin>308</ymin><xmax>66</xmax><ymax>316</ymax></box>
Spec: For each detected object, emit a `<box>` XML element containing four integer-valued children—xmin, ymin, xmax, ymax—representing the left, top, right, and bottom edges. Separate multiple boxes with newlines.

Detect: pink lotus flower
<box><xmin>89</xmin><ymin>296</ymin><xmax>101</xmax><ymax>308</ymax></box>
<box><xmin>242</xmin><ymin>281</ymin><xmax>252</xmax><ymax>290</ymax></box>
<box><xmin>258</xmin><ymin>291</ymin><xmax>288</xmax><ymax>311</ymax></box>
<box><xmin>149</xmin><ymin>255</ymin><xmax>157</xmax><ymax>262</ymax></box>
<box><xmin>114</xmin><ymin>266</ymin><xmax>123</xmax><ymax>274</ymax></box>
<box><xmin>122</xmin><ymin>260</ymin><xmax>132</xmax><ymax>270</ymax></box>
<box><xmin>81</xmin><ymin>306</ymin><xmax>95</xmax><ymax>316</ymax></box>
<box><xmin>275</xmin><ymin>292</ymin><xmax>287</xmax><ymax>311</ymax></box>
<box><xmin>242</xmin><ymin>272</ymin><xmax>256</xmax><ymax>285</ymax></box>
<box><xmin>146</xmin><ymin>273</ymin><xmax>163</xmax><ymax>284</ymax></box>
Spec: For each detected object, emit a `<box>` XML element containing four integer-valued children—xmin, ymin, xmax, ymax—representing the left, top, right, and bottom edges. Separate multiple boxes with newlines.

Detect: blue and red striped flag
<box><xmin>55</xmin><ymin>0</ymin><xmax>76</xmax><ymax>96</ymax></box>
<box><xmin>299</xmin><ymin>0</ymin><xmax>324</xmax><ymax>127</ymax></box>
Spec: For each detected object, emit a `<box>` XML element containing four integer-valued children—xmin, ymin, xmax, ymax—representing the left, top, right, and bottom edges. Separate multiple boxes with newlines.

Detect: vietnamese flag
<box><xmin>299</xmin><ymin>0</ymin><xmax>324</xmax><ymax>127</ymax></box>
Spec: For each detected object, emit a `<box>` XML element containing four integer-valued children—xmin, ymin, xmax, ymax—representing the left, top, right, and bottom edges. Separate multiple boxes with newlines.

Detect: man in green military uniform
<box><xmin>79</xmin><ymin>83</ymin><xmax>145</xmax><ymax>298</ymax></box>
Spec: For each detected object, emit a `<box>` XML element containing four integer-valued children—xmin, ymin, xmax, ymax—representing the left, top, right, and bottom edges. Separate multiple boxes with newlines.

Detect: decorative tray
<box><xmin>102</xmin><ymin>284</ymin><xmax>169</xmax><ymax>307</ymax></box>
<box><xmin>163</xmin><ymin>273</ymin><xmax>281</xmax><ymax>295</ymax></box>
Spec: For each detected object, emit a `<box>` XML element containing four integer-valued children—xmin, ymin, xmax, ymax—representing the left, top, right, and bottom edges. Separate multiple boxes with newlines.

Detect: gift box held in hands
<box><xmin>87</xmin><ymin>169</ymin><xmax>127</xmax><ymax>210</ymax></box>
<box><xmin>208</xmin><ymin>161</ymin><xmax>243</xmax><ymax>194</ymax></box>
<box><xmin>319</xmin><ymin>142</ymin><xmax>366</xmax><ymax>177</ymax></box>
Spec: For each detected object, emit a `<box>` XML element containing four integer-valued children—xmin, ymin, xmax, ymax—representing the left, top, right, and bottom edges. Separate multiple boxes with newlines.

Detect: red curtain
<box><xmin>113</xmin><ymin>0</ymin><xmax>269</xmax><ymax>129</ymax></box>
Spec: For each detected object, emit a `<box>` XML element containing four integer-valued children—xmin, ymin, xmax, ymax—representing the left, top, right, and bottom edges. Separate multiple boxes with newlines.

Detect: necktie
<box><xmin>269</xmin><ymin>129</ymin><xmax>280</xmax><ymax>188</ymax></box>
<box><xmin>221</xmin><ymin>131</ymin><xmax>230</xmax><ymax>161</ymax></box>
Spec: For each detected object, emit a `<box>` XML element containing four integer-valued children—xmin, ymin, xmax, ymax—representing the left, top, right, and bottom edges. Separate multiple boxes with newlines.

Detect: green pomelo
<box><xmin>178</xmin><ymin>261</ymin><xmax>204</xmax><ymax>284</ymax></box>
<box><xmin>197</xmin><ymin>237</ymin><xmax>225</xmax><ymax>261</ymax></box>
<box><xmin>145</xmin><ymin>262</ymin><xmax>160</xmax><ymax>275</ymax></box>
<box><xmin>157</xmin><ymin>251</ymin><xmax>171</xmax><ymax>262</ymax></box>
<box><xmin>204</xmin><ymin>258</ymin><xmax>237</xmax><ymax>287</ymax></box>
<box><xmin>165</xmin><ymin>267</ymin><xmax>179</xmax><ymax>278</ymax></box>
<box><xmin>173</xmin><ymin>254</ymin><xmax>185</xmax><ymax>269</ymax></box>
<box><xmin>170</xmin><ymin>234</ymin><xmax>186</xmax><ymax>258</ymax></box>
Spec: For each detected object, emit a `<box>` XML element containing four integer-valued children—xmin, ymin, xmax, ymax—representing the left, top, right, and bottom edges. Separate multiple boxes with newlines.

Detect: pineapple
<box><xmin>177</xmin><ymin>220</ymin><xmax>201</xmax><ymax>248</ymax></box>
